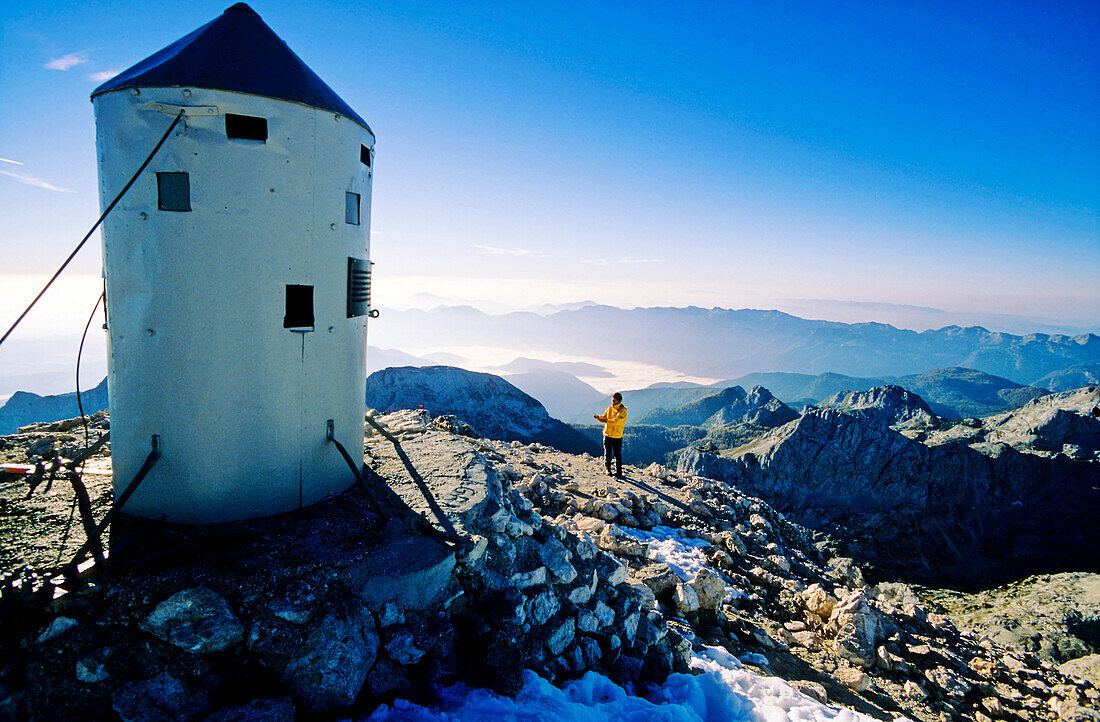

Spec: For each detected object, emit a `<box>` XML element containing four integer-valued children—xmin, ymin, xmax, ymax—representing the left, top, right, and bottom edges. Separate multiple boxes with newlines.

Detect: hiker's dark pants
<box><xmin>604</xmin><ymin>436</ymin><xmax>623</xmax><ymax>475</ymax></box>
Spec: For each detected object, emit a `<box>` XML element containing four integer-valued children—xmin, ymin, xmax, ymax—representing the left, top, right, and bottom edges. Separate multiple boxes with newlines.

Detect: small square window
<box><xmin>156</xmin><ymin>172</ymin><xmax>190</xmax><ymax>212</ymax></box>
<box><xmin>345</xmin><ymin>192</ymin><xmax>360</xmax><ymax>225</ymax></box>
<box><xmin>225</xmin><ymin>113</ymin><xmax>268</xmax><ymax>141</ymax></box>
<box><xmin>360</xmin><ymin>145</ymin><xmax>372</xmax><ymax>167</ymax></box>
<box><xmin>283</xmin><ymin>285</ymin><xmax>314</xmax><ymax>329</ymax></box>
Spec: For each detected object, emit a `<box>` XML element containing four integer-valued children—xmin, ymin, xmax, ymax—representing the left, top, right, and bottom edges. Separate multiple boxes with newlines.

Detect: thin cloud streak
<box><xmin>45</xmin><ymin>52</ymin><xmax>87</xmax><ymax>71</ymax></box>
<box><xmin>0</xmin><ymin>158</ymin><xmax>23</xmax><ymax>166</ymax></box>
<box><xmin>581</xmin><ymin>258</ymin><xmax>662</xmax><ymax>266</ymax></box>
<box><xmin>0</xmin><ymin>169</ymin><xmax>75</xmax><ymax>193</ymax></box>
<box><xmin>472</xmin><ymin>244</ymin><xmax>550</xmax><ymax>258</ymax></box>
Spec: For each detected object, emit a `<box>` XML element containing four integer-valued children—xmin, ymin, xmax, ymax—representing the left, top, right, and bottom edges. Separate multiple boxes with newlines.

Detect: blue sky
<box><xmin>1</xmin><ymin>0</ymin><xmax>1098</xmax><ymax>333</ymax></box>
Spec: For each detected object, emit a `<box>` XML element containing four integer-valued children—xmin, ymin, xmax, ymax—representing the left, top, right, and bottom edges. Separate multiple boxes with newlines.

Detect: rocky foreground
<box><xmin>1</xmin><ymin>410</ymin><xmax>1097</xmax><ymax>720</ymax></box>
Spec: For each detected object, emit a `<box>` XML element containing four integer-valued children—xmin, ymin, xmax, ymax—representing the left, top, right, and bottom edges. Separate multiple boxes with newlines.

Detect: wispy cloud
<box><xmin>472</xmin><ymin>244</ymin><xmax>550</xmax><ymax>258</ymax></box>
<box><xmin>45</xmin><ymin>52</ymin><xmax>87</xmax><ymax>71</ymax></box>
<box><xmin>0</xmin><ymin>169</ymin><xmax>75</xmax><ymax>193</ymax></box>
<box><xmin>0</xmin><ymin>157</ymin><xmax>23</xmax><ymax>166</ymax></box>
<box><xmin>88</xmin><ymin>69</ymin><xmax>119</xmax><ymax>83</ymax></box>
<box><xmin>581</xmin><ymin>257</ymin><xmax>662</xmax><ymax>266</ymax></box>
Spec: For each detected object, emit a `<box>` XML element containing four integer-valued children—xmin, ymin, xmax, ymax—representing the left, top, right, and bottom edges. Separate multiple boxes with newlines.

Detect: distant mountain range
<box><xmin>1032</xmin><ymin>363</ymin><xmax>1100</xmax><ymax>392</ymax></box>
<box><xmin>0</xmin><ymin>378</ymin><xmax>108</xmax><ymax>435</ymax></box>
<box><xmin>567</xmin><ymin>367</ymin><xmax>1050</xmax><ymax>423</ymax></box>
<box><xmin>372</xmin><ymin>305</ymin><xmax>1099</xmax><ymax>384</ymax></box>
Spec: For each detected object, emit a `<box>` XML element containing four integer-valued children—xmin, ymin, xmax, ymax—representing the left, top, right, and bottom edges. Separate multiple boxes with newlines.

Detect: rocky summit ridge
<box><xmin>678</xmin><ymin>387</ymin><xmax>1100</xmax><ymax>587</ymax></box>
<box><xmin>364</xmin><ymin>365</ymin><xmax>595</xmax><ymax>454</ymax></box>
<box><xmin>1</xmin><ymin>408</ymin><xmax>1098</xmax><ymax>721</ymax></box>
<box><xmin>921</xmin><ymin>386</ymin><xmax>1100</xmax><ymax>459</ymax></box>
<box><xmin>639</xmin><ymin>385</ymin><xmax>799</xmax><ymax>430</ymax></box>
<box><xmin>818</xmin><ymin>385</ymin><xmax>937</xmax><ymax>430</ymax></box>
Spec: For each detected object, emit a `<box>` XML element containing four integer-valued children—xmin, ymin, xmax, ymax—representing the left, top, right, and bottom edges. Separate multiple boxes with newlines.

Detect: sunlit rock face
<box><xmin>677</xmin><ymin>401</ymin><xmax>1100</xmax><ymax>587</ymax></box>
<box><xmin>365</xmin><ymin>365</ymin><xmax>597</xmax><ymax>454</ymax></box>
<box><xmin>818</xmin><ymin>385</ymin><xmax>936</xmax><ymax>430</ymax></box>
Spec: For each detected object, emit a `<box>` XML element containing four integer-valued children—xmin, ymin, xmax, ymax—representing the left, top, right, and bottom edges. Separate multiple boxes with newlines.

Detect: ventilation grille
<box><xmin>347</xmin><ymin>258</ymin><xmax>372</xmax><ymax>318</ymax></box>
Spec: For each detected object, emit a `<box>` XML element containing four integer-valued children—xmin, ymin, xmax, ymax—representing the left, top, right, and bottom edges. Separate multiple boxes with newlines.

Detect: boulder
<box><xmin>621</xmin><ymin>579</ymin><xmax>657</xmax><ymax>611</ymax></box>
<box><xmin>526</xmin><ymin>590</ymin><xmax>561</xmax><ymax>626</ymax></box>
<box><xmin>634</xmin><ymin>564</ymin><xmax>680</xmax><ymax>597</ymax></box>
<box><xmin>203</xmin><ymin>698</ymin><xmax>296</xmax><ymax>722</ymax></box>
<box><xmin>35</xmin><ymin>616</ymin><xmax>78</xmax><ymax>645</ymax></box>
<box><xmin>368</xmin><ymin>657</ymin><xmax>412</xmax><ymax>698</ymax></box>
<box><xmin>383</xmin><ymin>628</ymin><xmax>427</xmax><ymax>665</ymax></box>
<box><xmin>690</xmin><ymin>567</ymin><xmax>726</xmax><ymax>610</ymax></box>
<box><xmin>248</xmin><ymin>598</ymin><xmax>378</xmax><ymax>712</ymax></box>
<box><xmin>597</xmin><ymin>525</ymin><xmax>648</xmax><ymax>557</ymax></box>
<box><xmin>1058</xmin><ymin>654</ymin><xmax>1100</xmax><ymax>687</ymax></box>
<box><xmin>801</xmin><ymin>583</ymin><xmax>836</xmax><ymax>621</ymax></box>
<box><xmin>674</xmin><ymin>583</ymin><xmax>700</xmax><ymax>614</ymax></box>
<box><xmin>378</xmin><ymin>601</ymin><xmax>405</xmax><ymax>629</ymax></box>
<box><xmin>791</xmin><ymin>680</ymin><xmax>828</xmax><ymax>704</ymax></box>
<box><xmin>925</xmin><ymin>666</ymin><xmax>971</xmax><ymax>703</ymax></box>
<box><xmin>830</xmin><ymin>592</ymin><xmax>883</xmax><ymax>669</ymax></box>
<box><xmin>540</xmin><ymin>538</ymin><xmax>578</xmax><ymax>584</ymax></box>
<box><xmin>112</xmin><ymin>672</ymin><xmax>204</xmax><ymax>722</ymax></box>
<box><xmin>142</xmin><ymin>587</ymin><xmax>244</xmax><ymax>655</ymax></box>
<box><xmin>827</xmin><ymin>558</ymin><xmax>865</xmax><ymax>589</ymax></box>
<box><xmin>545</xmin><ymin>619</ymin><xmax>576</xmax><ymax>656</ymax></box>
<box><xmin>594</xmin><ymin>601</ymin><xmax>616</xmax><ymax>629</ymax></box>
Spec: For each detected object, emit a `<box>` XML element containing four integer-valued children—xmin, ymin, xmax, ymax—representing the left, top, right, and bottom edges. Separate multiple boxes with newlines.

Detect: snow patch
<box><xmin>368</xmin><ymin>647</ymin><xmax>877</xmax><ymax>721</ymax></box>
<box><xmin>623</xmin><ymin>526</ymin><xmax>742</xmax><ymax>601</ymax></box>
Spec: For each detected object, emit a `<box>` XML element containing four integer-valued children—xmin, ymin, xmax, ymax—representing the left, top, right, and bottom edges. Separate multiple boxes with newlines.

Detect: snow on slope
<box><xmin>369</xmin><ymin>647</ymin><xmax>875</xmax><ymax>721</ymax></box>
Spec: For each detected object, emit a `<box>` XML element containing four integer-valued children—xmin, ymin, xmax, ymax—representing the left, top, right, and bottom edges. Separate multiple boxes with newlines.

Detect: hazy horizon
<box><xmin>2</xmin><ymin>2</ymin><xmax>1097</xmax><ymax>397</ymax></box>
<box><xmin>2</xmin><ymin>277</ymin><xmax>1097</xmax><ymax>402</ymax></box>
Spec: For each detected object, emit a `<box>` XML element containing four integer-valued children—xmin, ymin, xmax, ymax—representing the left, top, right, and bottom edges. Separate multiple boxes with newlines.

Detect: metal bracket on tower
<box><xmin>140</xmin><ymin>102</ymin><xmax>219</xmax><ymax>118</ymax></box>
<box><xmin>325</xmin><ymin>419</ymin><xmax>385</xmax><ymax>520</ymax></box>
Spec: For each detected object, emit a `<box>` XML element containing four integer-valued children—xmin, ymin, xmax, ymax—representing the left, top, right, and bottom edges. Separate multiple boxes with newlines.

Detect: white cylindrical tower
<box><xmin>91</xmin><ymin>3</ymin><xmax>375</xmax><ymax>523</ymax></box>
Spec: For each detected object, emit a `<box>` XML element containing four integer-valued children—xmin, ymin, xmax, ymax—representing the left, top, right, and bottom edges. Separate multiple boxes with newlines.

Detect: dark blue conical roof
<box><xmin>92</xmin><ymin>3</ymin><xmax>370</xmax><ymax>131</ymax></box>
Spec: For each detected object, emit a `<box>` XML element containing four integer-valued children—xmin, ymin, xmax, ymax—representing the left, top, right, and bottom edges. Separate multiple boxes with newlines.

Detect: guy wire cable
<box><xmin>55</xmin><ymin>290</ymin><xmax>107</xmax><ymax>567</ymax></box>
<box><xmin>76</xmin><ymin>290</ymin><xmax>105</xmax><ymax>446</ymax></box>
<box><xmin>0</xmin><ymin>109</ymin><xmax>184</xmax><ymax>350</ymax></box>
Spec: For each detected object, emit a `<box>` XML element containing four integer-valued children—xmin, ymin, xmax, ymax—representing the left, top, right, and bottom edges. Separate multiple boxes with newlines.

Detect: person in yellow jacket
<box><xmin>594</xmin><ymin>392</ymin><xmax>628</xmax><ymax>477</ymax></box>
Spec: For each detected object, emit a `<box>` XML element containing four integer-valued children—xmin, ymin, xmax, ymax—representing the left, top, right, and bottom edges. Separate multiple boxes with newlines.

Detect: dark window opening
<box><xmin>360</xmin><ymin>145</ymin><xmax>371</xmax><ymax>167</ymax></box>
<box><xmin>225</xmin><ymin>113</ymin><xmax>268</xmax><ymax>141</ymax></box>
<box><xmin>156</xmin><ymin>172</ymin><xmax>191</xmax><ymax>212</ymax></box>
<box><xmin>347</xmin><ymin>258</ymin><xmax>371</xmax><ymax>318</ymax></box>
<box><xmin>345</xmin><ymin>192</ymin><xmax>360</xmax><ymax>225</ymax></box>
<box><xmin>283</xmin><ymin>285</ymin><xmax>314</xmax><ymax>329</ymax></box>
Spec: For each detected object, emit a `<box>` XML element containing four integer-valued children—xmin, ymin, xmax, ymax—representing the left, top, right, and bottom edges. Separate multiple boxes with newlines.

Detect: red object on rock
<box><xmin>1</xmin><ymin>464</ymin><xmax>35</xmax><ymax>476</ymax></box>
